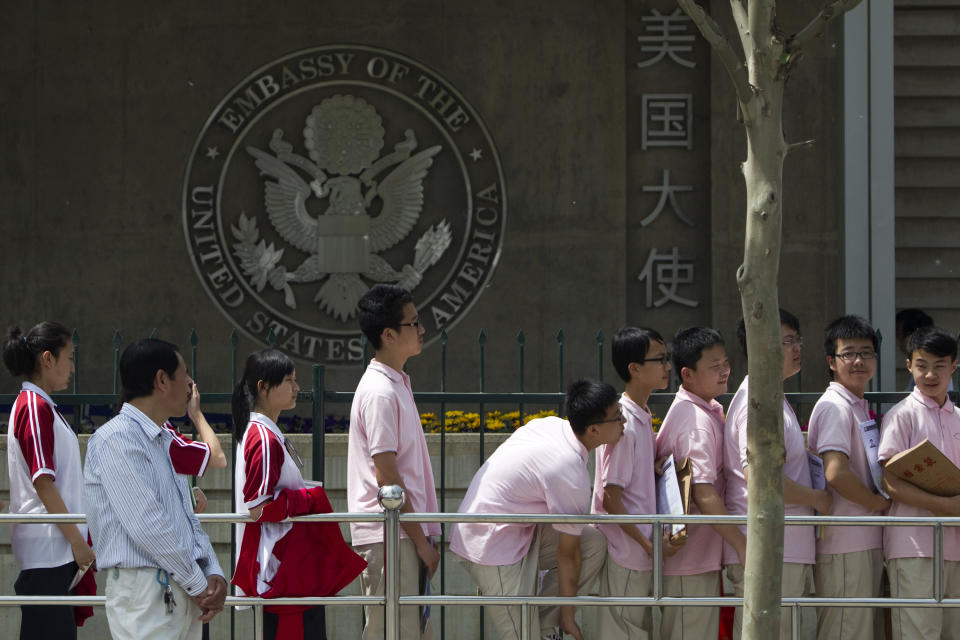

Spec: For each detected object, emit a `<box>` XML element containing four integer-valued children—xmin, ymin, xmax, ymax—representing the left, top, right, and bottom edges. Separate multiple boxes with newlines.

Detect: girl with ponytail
<box><xmin>3</xmin><ymin>322</ymin><xmax>96</xmax><ymax>638</ymax></box>
<box><xmin>231</xmin><ymin>349</ymin><xmax>365</xmax><ymax>640</ymax></box>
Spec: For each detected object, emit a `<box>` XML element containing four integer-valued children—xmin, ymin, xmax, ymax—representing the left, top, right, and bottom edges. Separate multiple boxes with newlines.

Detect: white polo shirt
<box><xmin>347</xmin><ymin>360</ymin><xmax>440</xmax><ymax>547</ymax></box>
<box><xmin>807</xmin><ymin>382</ymin><xmax>885</xmax><ymax>555</ymax></box>
<box><xmin>879</xmin><ymin>388</ymin><xmax>960</xmax><ymax>561</ymax></box>
<box><xmin>655</xmin><ymin>386</ymin><xmax>727</xmax><ymax>576</ymax></box>
<box><xmin>592</xmin><ymin>393</ymin><xmax>657</xmax><ymax>572</ymax></box>
<box><xmin>450</xmin><ymin>416</ymin><xmax>591</xmax><ymax>567</ymax></box>
<box><xmin>724</xmin><ymin>376</ymin><xmax>816</xmax><ymax>566</ymax></box>
<box><xmin>7</xmin><ymin>382</ymin><xmax>86</xmax><ymax>570</ymax></box>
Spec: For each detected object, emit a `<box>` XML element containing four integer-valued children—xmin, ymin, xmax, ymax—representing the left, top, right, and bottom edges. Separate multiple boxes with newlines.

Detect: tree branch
<box><xmin>786</xmin><ymin>139</ymin><xmax>816</xmax><ymax>155</ymax></box>
<box><xmin>678</xmin><ymin>0</ymin><xmax>753</xmax><ymax>106</ymax></box>
<box><xmin>790</xmin><ymin>0</ymin><xmax>864</xmax><ymax>52</ymax></box>
<box><xmin>748</xmin><ymin>0</ymin><xmax>774</xmax><ymax>45</ymax></box>
<box><xmin>729</xmin><ymin>0</ymin><xmax>750</xmax><ymax>57</ymax></box>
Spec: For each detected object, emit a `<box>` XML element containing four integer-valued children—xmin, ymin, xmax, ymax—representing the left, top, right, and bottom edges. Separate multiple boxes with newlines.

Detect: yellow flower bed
<box><xmin>420</xmin><ymin>409</ymin><xmax>558</xmax><ymax>433</ymax></box>
<box><xmin>420</xmin><ymin>409</ymin><xmax>662</xmax><ymax>433</ymax></box>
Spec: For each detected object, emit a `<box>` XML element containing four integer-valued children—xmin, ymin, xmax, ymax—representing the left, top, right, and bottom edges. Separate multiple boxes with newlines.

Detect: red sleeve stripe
<box><xmin>27</xmin><ymin>392</ymin><xmax>49</xmax><ymax>471</ymax></box>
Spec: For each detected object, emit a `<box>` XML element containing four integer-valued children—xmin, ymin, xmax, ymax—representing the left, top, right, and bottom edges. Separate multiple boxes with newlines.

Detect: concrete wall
<box><xmin>1</xmin><ymin>1</ymin><xmax>847</xmax><ymax>402</ymax></box>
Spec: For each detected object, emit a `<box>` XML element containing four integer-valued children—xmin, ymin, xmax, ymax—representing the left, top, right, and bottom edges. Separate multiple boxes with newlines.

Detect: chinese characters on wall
<box><xmin>627</xmin><ymin>2</ymin><xmax>709</xmax><ymax>327</ymax></box>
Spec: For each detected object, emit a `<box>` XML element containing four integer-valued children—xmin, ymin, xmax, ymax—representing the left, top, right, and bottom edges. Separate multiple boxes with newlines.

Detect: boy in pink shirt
<box><xmin>655</xmin><ymin>327</ymin><xmax>745</xmax><ymax>640</ymax></box>
<box><xmin>347</xmin><ymin>284</ymin><xmax>440</xmax><ymax>640</ymax></box>
<box><xmin>724</xmin><ymin>310</ymin><xmax>833</xmax><ymax>640</ymax></box>
<box><xmin>451</xmin><ymin>379</ymin><xmax>623</xmax><ymax>640</ymax></box>
<box><xmin>879</xmin><ymin>326</ymin><xmax>960</xmax><ymax>640</ymax></box>
<box><xmin>592</xmin><ymin>327</ymin><xmax>685</xmax><ymax>639</ymax></box>
<box><xmin>807</xmin><ymin>315</ymin><xmax>890</xmax><ymax>640</ymax></box>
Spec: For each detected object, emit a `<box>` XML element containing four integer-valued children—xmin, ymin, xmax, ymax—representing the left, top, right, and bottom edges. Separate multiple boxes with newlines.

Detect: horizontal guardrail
<box><xmin>3</xmin><ymin>505</ymin><xmax>959</xmax><ymax>640</ymax></box>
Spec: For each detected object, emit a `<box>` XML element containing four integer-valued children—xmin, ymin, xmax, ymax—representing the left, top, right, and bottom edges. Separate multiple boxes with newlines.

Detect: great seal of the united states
<box><xmin>182</xmin><ymin>45</ymin><xmax>506</xmax><ymax>365</ymax></box>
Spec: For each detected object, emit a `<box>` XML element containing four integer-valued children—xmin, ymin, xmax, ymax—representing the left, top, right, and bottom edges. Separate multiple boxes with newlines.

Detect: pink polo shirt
<box><xmin>807</xmin><ymin>382</ymin><xmax>885</xmax><ymax>555</ymax></box>
<box><xmin>449</xmin><ymin>416</ymin><xmax>592</xmax><ymax>566</ymax></box>
<box><xmin>723</xmin><ymin>376</ymin><xmax>816</xmax><ymax>565</ymax></box>
<box><xmin>347</xmin><ymin>360</ymin><xmax>441</xmax><ymax>547</ymax></box>
<box><xmin>655</xmin><ymin>386</ymin><xmax>726</xmax><ymax>576</ymax></box>
<box><xmin>592</xmin><ymin>394</ymin><xmax>657</xmax><ymax>572</ymax></box>
<box><xmin>878</xmin><ymin>388</ymin><xmax>960</xmax><ymax>561</ymax></box>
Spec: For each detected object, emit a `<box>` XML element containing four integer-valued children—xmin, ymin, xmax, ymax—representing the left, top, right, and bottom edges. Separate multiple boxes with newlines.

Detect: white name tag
<box><xmin>859</xmin><ymin>419</ymin><xmax>889</xmax><ymax>499</ymax></box>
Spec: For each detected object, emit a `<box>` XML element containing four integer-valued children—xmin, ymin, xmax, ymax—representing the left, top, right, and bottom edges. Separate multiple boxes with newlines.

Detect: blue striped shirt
<box><xmin>84</xmin><ymin>403</ymin><xmax>222</xmax><ymax>596</ymax></box>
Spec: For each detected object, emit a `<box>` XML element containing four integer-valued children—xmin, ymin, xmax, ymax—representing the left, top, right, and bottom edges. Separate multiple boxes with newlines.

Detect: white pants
<box><xmin>660</xmin><ymin>571</ymin><xmax>720</xmax><ymax>640</ymax></box>
<box><xmin>105</xmin><ymin>567</ymin><xmax>202</xmax><ymax>640</ymax></box>
<box><xmin>356</xmin><ymin>538</ymin><xmax>433</xmax><ymax>640</ymax></box>
<box><xmin>814</xmin><ymin>548</ymin><xmax>884</xmax><ymax>640</ymax></box>
<box><xmin>597</xmin><ymin>559</ymin><xmax>653</xmax><ymax>639</ymax></box>
<box><xmin>460</xmin><ymin>524</ymin><xmax>607</xmax><ymax>640</ymax></box>
<box><xmin>888</xmin><ymin>557</ymin><xmax>960</xmax><ymax>640</ymax></box>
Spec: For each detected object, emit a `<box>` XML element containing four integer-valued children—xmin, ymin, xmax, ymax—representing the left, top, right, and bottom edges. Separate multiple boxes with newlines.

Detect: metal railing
<box><xmin>4</xmin><ymin>488</ymin><xmax>960</xmax><ymax>640</ymax></box>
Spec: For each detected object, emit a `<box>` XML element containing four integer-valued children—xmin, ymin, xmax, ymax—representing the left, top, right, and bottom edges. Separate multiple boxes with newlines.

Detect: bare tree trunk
<box><xmin>739</xmin><ymin>36</ymin><xmax>788</xmax><ymax>638</ymax></box>
<box><xmin>676</xmin><ymin>1</ymin><xmax>863</xmax><ymax>637</ymax></box>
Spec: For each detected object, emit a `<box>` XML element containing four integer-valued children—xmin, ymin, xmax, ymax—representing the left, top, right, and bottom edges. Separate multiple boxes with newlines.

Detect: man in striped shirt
<box><xmin>84</xmin><ymin>339</ymin><xmax>226</xmax><ymax>639</ymax></box>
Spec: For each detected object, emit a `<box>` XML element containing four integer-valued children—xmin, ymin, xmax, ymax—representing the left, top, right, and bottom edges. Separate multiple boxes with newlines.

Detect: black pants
<box><xmin>14</xmin><ymin>561</ymin><xmax>78</xmax><ymax>640</ymax></box>
<box><xmin>264</xmin><ymin>605</ymin><xmax>327</xmax><ymax>640</ymax></box>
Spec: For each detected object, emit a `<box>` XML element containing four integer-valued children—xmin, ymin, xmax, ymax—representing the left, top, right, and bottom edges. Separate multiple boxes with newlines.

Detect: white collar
<box><xmin>249</xmin><ymin>411</ymin><xmax>283</xmax><ymax>438</ymax></box>
<box><xmin>21</xmin><ymin>381</ymin><xmax>55</xmax><ymax>407</ymax></box>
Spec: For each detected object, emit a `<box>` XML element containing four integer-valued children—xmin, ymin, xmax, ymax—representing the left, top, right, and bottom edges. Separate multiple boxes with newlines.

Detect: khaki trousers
<box><xmin>660</xmin><ymin>571</ymin><xmax>720</xmax><ymax>640</ymax></box>
<box><xmin>105</xmin><ymin>567</ymin><xmax>203</xmax><ymax>640</ymax></box>
<box><xmin>888</xmin><ymin>557</ymin><xmax>960</xmax><ymax>640</ymax></box>
<box><xmin>814</xmin><ymin>548</ymin><xmax>884</xmax><ymax>640</ymax></box>
<box><xmin>726</xmin><ymin>562</ymin><xmax>811</xmax><ymax>640</ymax></box>
<box><xmin>356</xmin><ymin>539</ymin><xmax>433</xmax><ymax>640</ymax></box>
<box><xmin>461</xmin><ymin>524</ymin><xmax>607</xmax><ymax>640</ymax></box>
<box><xmin>597</xmin><ymin>558</ymin><xmax>653</xmax><ymax>640</ymax></box>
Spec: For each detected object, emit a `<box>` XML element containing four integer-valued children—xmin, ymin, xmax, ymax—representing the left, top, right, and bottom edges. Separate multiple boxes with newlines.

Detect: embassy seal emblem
<box><xmin>182</xmin><ymin>45</ymin><xmax>506</xmax><ymax>365</ymax></box>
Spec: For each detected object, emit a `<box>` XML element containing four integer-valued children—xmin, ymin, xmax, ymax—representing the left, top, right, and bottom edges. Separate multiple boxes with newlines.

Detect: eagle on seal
<box><xmin>237</xmin><ymin>94</ymin><xmax>451</xmax><ymax>321</ymax></box>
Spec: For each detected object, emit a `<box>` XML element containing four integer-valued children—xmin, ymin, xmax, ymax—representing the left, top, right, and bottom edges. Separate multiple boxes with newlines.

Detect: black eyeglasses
<box><xmin>396</xmin><ymin>320</ymin><xmax>422</xmax><ymax>329</ymax></box>
<box><xmin>595</xmin><ymin>410</ymin><xmax>625</xmax><ymax>424</ymax></box>
<box><xmin>641</xmin><ymin>355</ymin><xmax>671</xmax><ymax>366</ymax></box>
<box><xmin>833</xmin><ymin>351</ymin><xmax>877</xmax><ymax>362</ymax></box>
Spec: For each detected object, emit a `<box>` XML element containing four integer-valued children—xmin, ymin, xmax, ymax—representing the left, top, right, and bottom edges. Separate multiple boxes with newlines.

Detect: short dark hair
<box><xmin>611</xmin><ymin>327</ymin><xmax>664</xmax><ymax>383</ymax></box>
<box><xmin>564</xmin><ymin>378</ymin><xmax>619</xmax><ymax>436</ymax></box>
<box><xmin>672</xmin><ymin>327</ymin><xmax>724</xmax><ymax>373</ymax></box>
<box><xmin>119</xmin><ymin>339</ymin><xmax>181</xmax><ymax>403</ymax></box>
<box><xmin>736</xmin><ymin>308</ymin><xmax>800</xmax><ymax>359</ymax></box>
<box><xmin>896</xmin><ymin>308</ymin><xmax>934</xmax><ymax>338</ymax></box>
<box><xmin>907</xmin><ymin>326</ymin><xmax>958</xmax><ymax>361</ymax></box>
<box><xmin>824</xmin><ymin>315</ymin><xmax>878</xmax><ymax>356</ymax></box>
<box><xmin>357</xmin><ymin>285</ymin><xmax>414</xmax><ymax>350</ymax></box>
<box><xmin>3</xmin><ymin>322</ymin><xmax>72</xmax><ymax>377</ymax></box>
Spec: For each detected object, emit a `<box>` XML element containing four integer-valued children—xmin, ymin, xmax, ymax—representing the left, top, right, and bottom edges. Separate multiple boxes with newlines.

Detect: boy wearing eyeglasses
<box><xmin>655</xmin><ymin>327</ymin><xmax>744</xmax><ymax>640</ymax></box>
<box><xmin>723</xmin><ymin>309</ymin><xmax>833</xmax><ymax>639</ymax></box>
<box><xmin>451</xmin><ymin>379</ymin><xmax>623</xmax><ymax>640</ymax></box>
<box><xmin>347</xmin><ymin>284</ymin><xmax>439</xmax><ymax>640</ymax></box>
<box><xmin>879</xmin><ymin>326</ymin><xmax>960</xmax><ymax>640</ymax></box>
<box><xmin>592</xmin><ymin>327</ymin><xmax>684</xmax><ymax>639</ymax></box>
<box><xmin>807</xmin><ymin>315</ymin><xmax>890</xmax><ymax>640</ymax></box>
